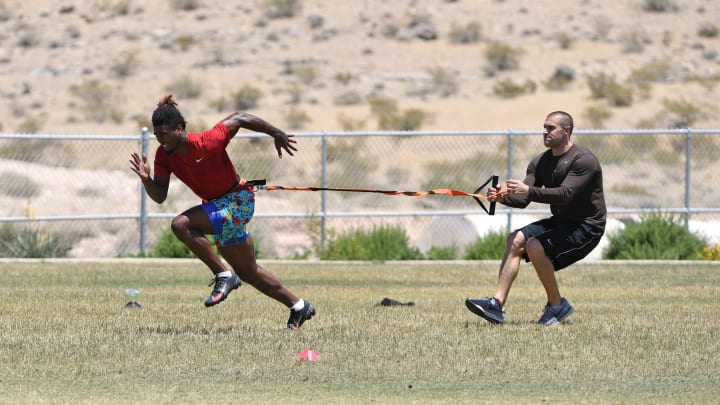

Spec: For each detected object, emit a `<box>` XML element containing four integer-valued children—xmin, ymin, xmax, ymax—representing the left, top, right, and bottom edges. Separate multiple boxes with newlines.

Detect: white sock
<box><xmin>291</xmin><ymin>299</ymin><xmax>305</xmax><ymax>312</ymax></box>
<box><xmin>217</xmin><ymin>271</ymin><xmax>232</xmax><ymax>279</ymax></box>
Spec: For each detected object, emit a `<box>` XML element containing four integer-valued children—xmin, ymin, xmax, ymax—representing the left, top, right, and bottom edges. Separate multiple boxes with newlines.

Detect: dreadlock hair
<box><xmin>151</xmin><ymin>94</ymin><xmax>186</xmax><ymax>129</ymax></box>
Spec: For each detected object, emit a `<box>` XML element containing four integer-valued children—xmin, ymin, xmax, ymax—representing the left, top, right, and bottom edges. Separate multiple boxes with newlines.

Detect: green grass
<box><xmin>1</xmin><ymin>260</ymin><xmax>719</xmax><ymax>403</ymax></box>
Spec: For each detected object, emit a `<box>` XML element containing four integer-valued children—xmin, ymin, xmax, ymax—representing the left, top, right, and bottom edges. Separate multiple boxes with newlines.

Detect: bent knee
<box><xmin>170</xmin><ymin>215</ymin><xmax>190</xmax><ymax>236</ymax></box>
<box><xmin>525</xmin><ymin>237</ymin><xmax>545</xmax><ymax>256</ymax></box>
<box><xmin>506</xmin><ymin>230</ymin><xmax>527</xmax><ymax>253</ymax></box>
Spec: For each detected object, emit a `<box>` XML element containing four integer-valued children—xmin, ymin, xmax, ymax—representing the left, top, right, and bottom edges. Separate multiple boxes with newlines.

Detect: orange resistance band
<box><xmin>264</xmin><ymin>185</ymin><xmax>493</xmax><ymax>200</ymax></box>
<box><xmin>251</xmin><ymin>175</ymin><xmax>503</xmax><ymax>215</ymax></box>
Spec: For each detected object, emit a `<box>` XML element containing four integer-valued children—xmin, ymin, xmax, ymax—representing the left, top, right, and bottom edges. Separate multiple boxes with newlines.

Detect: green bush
<box><xmin>426</xmin><ymin>245</ymin><xmax>459</xmax><ymax>260</ymax></box>
<box><xmin>0</xmin><ymin>224</ymin><xmax>69</xmax><ymax>258</ymax></box>
<box><xmin>321</xmin><ymin>225</ymin><xmax>423</xmax><ymax>261</ymax></box>
<box><xmin>151</xmin><ymin>227</ymin><xmax>264</xmax><ymax>259</ymax></box>
<box><xmin>603</xmin><ymin>214</ymin><xmax>706</xmax><ymax>260</ymax></box>
<box><xmin>464</xmin><ymin>230</ymin><xmax>506</xmax><ymax>260</ymax></box>
<box><xmin>153</xmin><ymin>227</ymin><xmax>194</xmax><ymax>258</ymax></box>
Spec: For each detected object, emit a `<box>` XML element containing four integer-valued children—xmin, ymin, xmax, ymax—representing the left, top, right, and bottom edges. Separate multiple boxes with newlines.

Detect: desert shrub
<box><xmin>174</xmin><ymin>35</ymin><xmax>196</xmax><ymax>51</ymax></box>
<box><xmin>367</xmin><ymin>94</ymin><xmax>398</xmax><ymax>117</ymax></box>
<box><xmin>367</xmin><ymin>95</ymin><xmax>429</xmax><ymax>130</ymax></box>
<box><xmin>179</xmin><ymin>120</ymin><xmax>205</xmax><ymax>134</ymax></box>
<box><xmin>642</xmin><ymin>0</ymin><xmax>677</xmax><ymax>13</ymax></box>
<box><xmin>334</xmin><ymin>72</ymin><xmax>354</xmax><ymax>85</ymax></box>
<box><xmin>662</xmin><ymin>98</ymin><xmax>705</xmax><ymax>128</ymax></box>
<box><xmin>0</xmin><ymin>172</ymin><xmax>40</xmax><ymax>198</ymax></box>
<box><xmin>324</xmin><ymin>137</ymin><xmax>373</xmax><ymax>185</ymax></box>
<box><xmin>284</xmin><ymin>64</ymin><xmax>317</xmax><ymax>86</ymax></box>
<box><xmin>484</xmin><ymin>42</ymin><xmax>523</xmax><ymax>71</ymax></box>
<box><xmin>16</xmin><ymin>25</ymin><xmax>40</xmax><ymax>48</ymax></box>
<box><xmin>0</xmin><ymin>224</ymin><xmax>69</xmax><ymax>258</ymax></box>
<box><xmin>16</xmin><ymin>116</ymin><xmax>44</xmax><ymax>133</ymax></box>
<box><xmin>544</xmin><ymin>65</ymin><xmax>575</xmax><ymax>90</ymax></box>
<box><xmin>628</xmin><ymin>59</ymin><xmax>674</xmax><ymax>85</ymax></box>
<box><xmin>231</xmin><ymin>85</ymin><xmax>263</xmax><ymax>110</ymax></box>
<box><xmin>448</xmin><ymin>21</ymin><xmax>481</xmax><ymax>44</ymax></box>
<box><xmin>554</xmin><ymin>32</ymin><xmax>574</xmax><ymax>49</ymax></box>
<box><xmin>321</xmin><ymin>225</ymin><xmax>423</xmax><ymax>261</ymax></box>
<box><xmin>591</xmin><ymin>15</ymin><xmax>612</xmax><ymax>41</ymax></box>
<box><xmin>582</xmin><ymin>104</ymin><xmax>612</xmax><ymax>129</ymax></box>
<box><xmin>384</xmin><ymin>108</ymin><xmax>430</xmax><ymax>131</ymax></box>
<box><xmin>166</xmin><ymin>76</ymin><xmax>202</xmax><ymax>99</ymax></box>
<box><xmin>111</xmin><ymin>52</ymin><xmax>139</xmax><ymax>78</ymax></box>
<box><xmin>171</xmin><ymin>0</ymin><xmax>200</xmax><ymax>11</ymax></box>
<box><xmin>336</xmin><ymin>113</ymin><xmax>366</xmax><ymax>131</ymax></box>
<box><xmin>620</xmin><ymin>30</ymin><xmax>649</xmax><ymax>54</ymax></box>
<box><xmin>603</xmin><ymin>214</ymin><xmax>706</xmax><ymax>260</ymax></box>
<box><xmin>282</xmin><ymin>107</ymin><xmax>311</xmax><ymax>130</ymax></box>
<box><xmin>263</xmin><ymin>0</ymin><xmax>302</xmax><ymax>19</ymax></box>
<box><xmin>493</xmin><ymin>79</ymin><xmax>536</xmax><ymax>98</ymax></box>
<box><xmin>208</xmin><ymin>96</ymin><xmax>227</xmax><ymax>112</ymax></box>
<box><xmin>697</xmin><ymin>22</ymin><xmax>719</xmax><ymax>38</ymax></box>
<box><xmin>333</xmin><ymin>90</ymin><xmax>363</xmax><ymax>106</ymax></box>
<box><xmin>426</xmin><ymin>66</ymin><xmax>459</xmax><ymax>97</ymax></box>
<box><xmin>464</xmin><ymin>229</ymin><xmax>506</xmax><ymax>260</ymax></box>
<box><xmin>426</xmin><ymin>245</ymin><xmax>459</xmax><ymax>260</ymax></box>
<box><xmin>586</xmin><ymin>73</ymin><xmax>633</xmax><ymax>107</ymax></box>
<box><xmin>69</xmin><ymin>80</ymin><xmax>124</xmax><ymax>124</ymax></box>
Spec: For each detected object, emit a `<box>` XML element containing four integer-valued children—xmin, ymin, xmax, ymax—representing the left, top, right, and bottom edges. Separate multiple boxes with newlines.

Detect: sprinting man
<box><xmin>466</xmin><ymin>111</ymin><xmax>606</xmax><ymax>325</ymax></box>
<box><xmin>129</xmin><ymin>94</ymin><xmax>315</xmax><ymax>330</ymax></box>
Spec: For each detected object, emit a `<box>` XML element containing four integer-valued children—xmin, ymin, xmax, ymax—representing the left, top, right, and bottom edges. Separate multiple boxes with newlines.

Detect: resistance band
<box><xmin>247</xmin><ymin>175</ymin><xmax>500</xmax><ymax>215</ymax></box>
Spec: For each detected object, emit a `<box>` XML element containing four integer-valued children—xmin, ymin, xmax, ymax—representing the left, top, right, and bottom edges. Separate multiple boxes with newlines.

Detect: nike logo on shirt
<box><xmin>195</xmin><ymin>157</ymin><xmax>205</xmax><ymax>163</ymax></box>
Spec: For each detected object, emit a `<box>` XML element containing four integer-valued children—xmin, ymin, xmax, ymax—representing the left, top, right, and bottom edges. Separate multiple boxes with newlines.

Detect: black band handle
<box><xmin>473</xmin><ymin>175</ymin><xmax>499</xmax><ymax>216</ymax></box>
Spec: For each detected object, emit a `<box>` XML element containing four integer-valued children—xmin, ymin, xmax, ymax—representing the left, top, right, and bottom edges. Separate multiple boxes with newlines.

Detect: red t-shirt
<box><xmin>154</xmin><ymin>122</ymin><xmax>239</xmax><ymax>201</ymax></box>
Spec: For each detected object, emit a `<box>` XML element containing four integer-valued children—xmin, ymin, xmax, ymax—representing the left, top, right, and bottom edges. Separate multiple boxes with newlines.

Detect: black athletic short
<box><xmin>519</xmin><ymin>217</ymin><xmax>604</xmax><ymax>271</ymax></box>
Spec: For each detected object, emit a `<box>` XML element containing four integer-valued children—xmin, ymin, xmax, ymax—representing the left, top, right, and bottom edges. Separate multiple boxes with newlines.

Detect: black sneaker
<box><xmin>204</xmin><ymin>273</ymin><xmax>241</xmax><ymax>307</ymax></box>
<box><xmin>465</xmin><ymin>297</ymin><xmax>506</xmax><ymax>324</ymax></box>
<box><xmin>537</xmin><ymin>297</ymin><xmax>574</xmax><ymax>325</ymax></box>
<box><xmin>287</xmin><ymin>300</ymin><xmax>316</xmax><ymax>330</ymax></box>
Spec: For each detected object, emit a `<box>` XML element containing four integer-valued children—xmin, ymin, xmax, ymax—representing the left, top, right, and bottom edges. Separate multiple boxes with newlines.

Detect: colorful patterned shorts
<box><xmin>201</xmin><ymin>188</ymin><xmax>255</xmax><ymax>247</ymax></box>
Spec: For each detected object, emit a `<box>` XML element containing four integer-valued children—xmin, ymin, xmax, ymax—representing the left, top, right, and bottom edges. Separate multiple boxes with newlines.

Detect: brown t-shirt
<box><xmin>502</xmin><ymin>144</ymin><xmax>607</xmax><ymax>231</ymax></box>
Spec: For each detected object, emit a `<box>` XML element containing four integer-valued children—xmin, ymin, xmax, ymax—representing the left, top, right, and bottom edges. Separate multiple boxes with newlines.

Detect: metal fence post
<box><xmin>139</xmin><ymin>127</ymin><xmax>149</xmax><ymax>255</ymax></box>
<box><xmin>685</xmin><ymin>128</ymin><xmax>692</xmax><ymax>228</ymax></box>
<box><xmin>506</xmin><ymin>129</ymin><xmax>514</xmax><ymax>232</ymax></box>
<box><xmin>321</xmin><ymin>130</ymin><xmax>328</xmax><ymax>251</ymax></box>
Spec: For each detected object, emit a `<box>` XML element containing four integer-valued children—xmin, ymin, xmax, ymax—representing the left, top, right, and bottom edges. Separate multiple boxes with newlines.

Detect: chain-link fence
<box><xmin>2</xmin><ymin>128</ymin><xmax>720</xmax><ymax>259</ymax></box>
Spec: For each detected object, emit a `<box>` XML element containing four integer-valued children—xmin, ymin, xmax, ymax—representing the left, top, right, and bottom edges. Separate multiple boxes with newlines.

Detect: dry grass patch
<box><xmin>0</xmin><ymin>260</ymin><xmax>718</xmax><ymax>403</ymax></box>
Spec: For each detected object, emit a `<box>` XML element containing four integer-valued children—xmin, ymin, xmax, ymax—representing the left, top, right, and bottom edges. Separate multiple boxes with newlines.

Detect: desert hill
<box><xmin>0</xmin><ymin>0</ymin><xmax>718</xmax><ymax>135</ymax></box>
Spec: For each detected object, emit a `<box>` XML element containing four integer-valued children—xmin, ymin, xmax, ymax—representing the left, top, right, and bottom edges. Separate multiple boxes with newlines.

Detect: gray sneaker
<box><xmin>465</xmin><ymin>297</ymin><xmax>506</xmax><ymax>324</ymax></box>
<box><xmin>537</xmin><ymin>297</ymin><xmax>574</xmax><ymax>325</ymax></box>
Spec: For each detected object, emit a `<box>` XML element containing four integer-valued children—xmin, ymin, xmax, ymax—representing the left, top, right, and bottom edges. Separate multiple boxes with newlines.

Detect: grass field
<box><xmin>1</xmin><ymin>259</ymin><xmax>719</xmax><ymax>404</ymax></box>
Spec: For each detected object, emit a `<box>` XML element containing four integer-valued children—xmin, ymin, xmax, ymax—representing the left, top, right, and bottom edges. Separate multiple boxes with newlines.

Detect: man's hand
<box><xmin>487</xmin><ymin>185</ymin><xmax>505</xmax><ymax>203</ymax></box>
<box><xmin>129</xmin><ymin>152</ymin><xmax>151</xmax><ymax>180</ymax></box>
<box><xmin>505</xmin><ymin>179</ymin><xmax>529</xmax><ymax>195</ymax></box>
<box><xmin>273</xmin><ymin>132</ymin><xmax>298</xmax><ymax>159</ymax></box>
